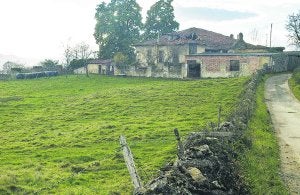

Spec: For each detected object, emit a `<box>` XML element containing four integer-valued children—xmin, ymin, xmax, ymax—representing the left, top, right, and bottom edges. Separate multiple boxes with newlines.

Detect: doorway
<box><xmin>187</xmin><ymin>60</ymin><xmax>201</xmax><ymax>78</ymax></box>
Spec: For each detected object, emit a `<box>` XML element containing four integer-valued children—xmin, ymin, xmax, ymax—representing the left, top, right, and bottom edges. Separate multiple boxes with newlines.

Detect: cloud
<box><xmin>175</xmin><ymin>7</ymin><xmax>256</xmax><ymax>21</ymax></box>
<box><xmin>1</xmin><ymin>0</ymin><xmax>300</xmax><ymax>61</ymax></box>
<box><xmin>174</xmin><ymin>0</ymin><xmax>300</xmax><ymax>13</ymax></box>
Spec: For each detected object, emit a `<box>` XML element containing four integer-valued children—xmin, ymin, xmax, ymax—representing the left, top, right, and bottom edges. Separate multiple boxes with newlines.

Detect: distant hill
<box><xmin>0</xmin><ymin>54</ymin><xmax>40</xmax><ymax>70</ymax></box>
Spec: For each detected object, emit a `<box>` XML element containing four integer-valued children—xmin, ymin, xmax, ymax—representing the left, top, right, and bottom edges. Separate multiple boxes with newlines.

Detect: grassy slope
<box><xmin>0</xmin><ymin>75</ymin><xmax>248</xmax><ymax>194</ymax></box>
<box><xmin>239</xmin><ymin>76</ymin><xmax>288</xmax><ymax>194</ymax></box>
<box><xmin>289</xmin><ymin>68</ymin><xmax>300</xmax><ymax>101</ymax></box>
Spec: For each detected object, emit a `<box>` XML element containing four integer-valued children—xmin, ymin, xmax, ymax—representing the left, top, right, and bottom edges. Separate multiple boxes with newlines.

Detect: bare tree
<box><xmin>74</xmin><ymin>42</ymin><xmax>93</xmax><ymax>77</ymax></box>
<box><xmin>62</xmin><ymin>41</ymin><xmax>95</xmax><ymax>75</ymax></box>
<box><xmin>249</xmin><ymin>28</ymin><xmax>260</xmax><ymax>45</ymax></box>
<box><xmin>63</xmin><ymin>44</ymin><xmax>73</xmax><ymax>68</ymax></box>
<box><xmin>286</xmin><ymin>11</ymin><xmax>300</xmax><ymax>47</ymax></box>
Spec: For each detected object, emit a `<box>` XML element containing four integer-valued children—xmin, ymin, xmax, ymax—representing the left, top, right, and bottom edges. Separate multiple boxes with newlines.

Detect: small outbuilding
<box><xmin>74</xmin><ymin>59</ymin><xmax>114</xmax><ymax>75</ymax></box>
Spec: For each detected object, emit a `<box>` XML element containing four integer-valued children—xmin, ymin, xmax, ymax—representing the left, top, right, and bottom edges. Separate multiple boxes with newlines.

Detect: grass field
<box><xmin>0</xmin><ymin>75</ymin><xmax>248</xmax><ymax>194</ymax></box>
<box><xmin>239</xmin><ymin>76</ymin><xmax>288</xmax><ymax>194</ymax></box>
<box><xmin>289</xmin><ymin>67</ymin><xmax>300</xmax><ymax>101</ymax></box>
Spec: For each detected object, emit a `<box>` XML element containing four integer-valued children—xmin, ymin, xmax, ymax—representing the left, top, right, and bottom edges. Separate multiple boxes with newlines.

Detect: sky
<box><xmin>0</xmin><ymin>0</ymin><xmax>299</xmax><ymax>66</ymax></box>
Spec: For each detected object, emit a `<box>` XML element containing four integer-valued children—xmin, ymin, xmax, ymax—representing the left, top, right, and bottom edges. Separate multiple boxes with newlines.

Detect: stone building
<box><xmin>74</xmin><ymin>59</ymin><xmax>114</xmax><ymax>75</ymax></box>
<box><xmin>131</xmin><ymin>27</ymin><xmax>286</xmax><ymax>78</ymax></box>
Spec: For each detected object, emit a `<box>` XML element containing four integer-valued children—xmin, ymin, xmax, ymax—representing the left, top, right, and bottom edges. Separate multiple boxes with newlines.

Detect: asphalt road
<box><xmin>265</xmin><ymin>74</ymin><xmax>300</xmax><ymax>194</ymax></box>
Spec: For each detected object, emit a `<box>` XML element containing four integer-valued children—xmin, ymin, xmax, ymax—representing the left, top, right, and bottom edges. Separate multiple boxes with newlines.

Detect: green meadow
<box><xmin>0</xmin><ymin>75</ymin><xmax>248</xmax><ymax>194</ymax></box>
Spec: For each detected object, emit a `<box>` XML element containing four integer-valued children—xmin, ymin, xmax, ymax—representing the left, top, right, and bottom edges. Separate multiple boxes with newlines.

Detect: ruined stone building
<box><xmin>75</xmin><ymin>27</ymin><xmax>300</xmax><ymax>78</ymax></box>
<box><xmin>131</xmin><ymin>27</ymin><xmax>287</xmax><ymax>78</ymax></box>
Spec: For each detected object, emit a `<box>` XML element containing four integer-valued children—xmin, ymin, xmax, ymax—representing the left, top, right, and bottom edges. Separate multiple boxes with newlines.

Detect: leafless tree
<box><xmin>62</xmin><ymin>41</ymin><xmax>96</xmax><ymax>76</ymax></box>
<box><xmin>249</xmin><ymin>28</ymin><xmax>260</xmax><ymax>45</ymax></box>
<box><xmin>63</xmin><ymin>44</ymin><xmax>73</xmax><ymax>68</ymax></box>
<box><xmin>286</xmin><ymin>11</ymin><xmax>300</xmax><ymax>48</ymax></box>
<box><xmin>74</xmin><ymin>42</ymin><xmax>93</xmax><ymax>77</ymax></box>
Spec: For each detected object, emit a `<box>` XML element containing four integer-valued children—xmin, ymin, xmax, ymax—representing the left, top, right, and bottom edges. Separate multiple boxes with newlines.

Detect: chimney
<box><xmin>230</xmin><ymin>34</ymin><xmax>234</xmax><ymax>39</ymax></box>
<box><xmin>237</xmin><ymin>33</ymin><xmax>243</xmax><ymax>41</ymax></box>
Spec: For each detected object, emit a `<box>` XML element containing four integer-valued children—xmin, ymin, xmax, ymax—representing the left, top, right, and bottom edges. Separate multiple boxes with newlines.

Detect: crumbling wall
<box><xmin>123</xmin><ymin>64</ymin><xmax>184</xmax><ymax>79</ymax></box>
<box><xmin>271</xmin><ymin>53</ymin><xmax>288</xmax><ymax>72</ymax></box>
<box><xmin>271</xmin><ymin>52</ymin><xmax>300</xmax><ymax>72</ymax></box>
<box><xmin>137</xmin><ymin>67</ymin><xmax>268</xmax><ymax>195</ymax></box>
<box><xmin>186</xmin><ymin>55</ymin><xmax>269</xmax><ymax>78</ymax></box>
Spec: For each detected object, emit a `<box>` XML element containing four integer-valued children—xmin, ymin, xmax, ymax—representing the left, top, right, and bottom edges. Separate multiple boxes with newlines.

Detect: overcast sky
<box><xmin>0</xmin><ymin>0</ymin><xmax>299</xmax><ymax>65</ymax></box>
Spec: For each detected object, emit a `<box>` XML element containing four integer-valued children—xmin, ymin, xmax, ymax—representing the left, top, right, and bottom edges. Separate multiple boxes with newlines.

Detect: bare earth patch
<box><xmin>265</xmin><ymin>74</ymin><xmax>300</xmax><ymax>194</ymax></box>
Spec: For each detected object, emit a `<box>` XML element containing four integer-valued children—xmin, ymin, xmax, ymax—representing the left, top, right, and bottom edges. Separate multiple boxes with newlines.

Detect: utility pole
<box><xmin>270</xmin><ymin>23</ymin><xmax>273</xmax><ymax>48</ymax></box>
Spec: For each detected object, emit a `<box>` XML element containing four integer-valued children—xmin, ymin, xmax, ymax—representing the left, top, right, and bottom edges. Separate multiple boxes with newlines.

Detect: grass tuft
<box><xmin>289</xmin><ymin>67</ymin><xmax>300</xmax><ymax>101</ymax></box>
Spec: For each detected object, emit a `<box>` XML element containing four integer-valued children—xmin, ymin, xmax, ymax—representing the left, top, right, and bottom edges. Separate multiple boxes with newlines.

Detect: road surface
<box><xmin>265</xmin><ymin>74</ymin><xmax>300</xmax><ymax>194</ymax></box>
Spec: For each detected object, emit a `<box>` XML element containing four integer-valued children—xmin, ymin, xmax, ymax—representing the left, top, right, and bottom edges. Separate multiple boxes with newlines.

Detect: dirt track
<box><xmin>265</xmin><ymin>74</ymin><xmax>300</xmax><ymax>194</ymax></box>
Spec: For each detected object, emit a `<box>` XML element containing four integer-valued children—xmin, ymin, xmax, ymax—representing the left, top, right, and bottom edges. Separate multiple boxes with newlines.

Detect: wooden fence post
<box><xmin>119</xmin><ymin>135</ymin><xmax>143</xmax><ymax>191</ymax></box>
<box><xmin>174</xmin><ymin>128</ymin><xmax>184</xmax><ymax>160</ymax></box>
<box><xmin>218</xmin><ymin>105</ymin><xmax>222</xmax><ymax>129</ymax></box>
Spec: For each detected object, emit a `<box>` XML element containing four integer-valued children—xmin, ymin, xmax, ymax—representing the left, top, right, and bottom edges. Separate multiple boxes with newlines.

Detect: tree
<box><xmin>143</xmin><ymin>0</ymin><xmax>179</xmax><ymax>40</ymax></box>
<box><xmin>62</xmin><ymin>42</ymin><xmax>94</xmax><ymax>74</ymax></box>
<box><xmin>40</xmin><ymin>59</ymin><xmax>59</xmax><ymax>71</ymax></box>
<box><xmin>113</xmin><ymin>52</ymin><xmax>128</xmax><ymax>74</ymax></box>
<box><xmin>94</xmin><ymin>0</ymin><xmax>143</xmax><ymax>61</ymax></box>
<box><xmin>249</xmin><ymin>28</ymin><xmax>260</xmax><ymax>45</ymax></box>
<box><xmin>73</xmin><ymin>42</ymin><xmax>93</xmax><ymax>60</ymax></box>
<box><xmin>2</xmin><ymin>61</ymin><xmax>25</xmax><ymax>74</ymax></box>
<box><xmin>76</xmin><ymin>42</ymin><xmax>93</xmax><ymax>77</ymax></box>
<box><xmin>286</xmin><ymin>11</ymin><xmax>300</xmax><ymax>47</ymax></box>
<box><xmin>69</xmin><ymin>59</ymin><xmax>87</xmax><ymax>70</ymax></box>
<box><xmin>94</xmin><ymin>2</ymin><xmax>111</xmax><ymax>57</ymax></box>
<box><xmin>63</xmin><ymin>44</ymin><xmax>73</xmax><ymax>68</ymax></box>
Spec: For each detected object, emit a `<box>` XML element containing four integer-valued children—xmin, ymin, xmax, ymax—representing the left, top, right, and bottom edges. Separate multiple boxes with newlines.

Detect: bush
<box><xmin>289</xmin><ymin>67</ymin><xmax>300</xmax><ymax>101</ymax></box>
<box><xmin>293</xmin><ymin>67</ymin><xmax>300</xmax><ymax>84</ymax></box>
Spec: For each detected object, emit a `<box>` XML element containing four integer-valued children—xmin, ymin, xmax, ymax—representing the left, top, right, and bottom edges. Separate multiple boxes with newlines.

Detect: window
<box><xmin>230</xmin><ymin>60</ymin><xmax>240</xmax><ymax>71</ymax></box>
<box><xmin>147</xmin><ymin>50</ymin><xmax>152</xmax><ymax>59</ymax></box>
<box><xmin>172</xmin><ymin>51</ymin><xmax>179</xmax><ymax>64</ymax></box>
<box><xmin>189</xmin><ymin>43</ymin><xmax>197</xmax><ymax>54</ymax></box>
<box><xmin>158</xmin><ymin>50</ymin><xmax>164</xmax><ymax>63</ymax></box>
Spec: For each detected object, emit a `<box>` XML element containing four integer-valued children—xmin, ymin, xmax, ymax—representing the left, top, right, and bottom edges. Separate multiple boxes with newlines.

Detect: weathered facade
<box><xmin>74</xmin><ymin>59</ymin><xmax>114</xmax><ymax>75</ymax></box>
<box><xmin>130</xmin><ymin>27</ymin><xmax>286</xmax><ymax>78</ymax></box>
<box><xmin>74</xmin><ymin>27</ymin><xmax>298</xmax><ymax>78</ymax></box>
<box><xmin>186</xmin><ymin>52</ymin><xmax>300</xmax><ymax>78</ymax></box>
<box><xmin>185</xmin><ymin>53</ymin><xmax>271</xmax><ymax>78</ymax></box>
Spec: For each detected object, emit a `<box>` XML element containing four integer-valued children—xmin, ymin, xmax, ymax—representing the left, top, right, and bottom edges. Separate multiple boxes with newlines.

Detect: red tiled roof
<box><xmin>134</xmin><ymin>27</ymin><xmax>273</xmax><ymax>51</ymax></box>
<box><xmin>135</xmin><ymin>28</ymin><xmax>235</xmax><ymax>50</ymax></box>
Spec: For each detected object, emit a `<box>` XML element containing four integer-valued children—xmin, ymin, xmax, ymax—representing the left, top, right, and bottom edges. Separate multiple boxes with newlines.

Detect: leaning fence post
<box><xmin>174</xmin><ymin>128</ymin><xmax>184</xmax><ymax>160</ymax></box>
<box><xmin>218</xmin><ymin>105</ymin><xmax>222</xmax><ymax>129</ymax></box>
<box><xmin>119</xmin><ymin>135</ymin><xmax>143</xmax><ymax>192</ymax></box>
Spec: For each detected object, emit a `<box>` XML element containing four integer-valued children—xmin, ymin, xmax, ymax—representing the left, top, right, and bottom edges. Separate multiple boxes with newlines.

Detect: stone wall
<box><xmin>128</xmin><ymin>52</ymin><xmax>296</xmax><ymax>79</ymax></box>
<box><xmin>123</xmin><ymin>64</ymin><xmax>185</xmax><ymax>79</ymax></box>
<box><xmin>271</xmin><ymin>52</ymin><xmax>300</xmax><ymax>72</ymax></box>
<box><xmin>137</xmin><ymin>67</ymin><xmax>269</xmax><ymax>195</ymax></box>
<box><xmin>93</xmin><ymin>52</ymin><xmax>300</xmax><ymax>79</ymax></box>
